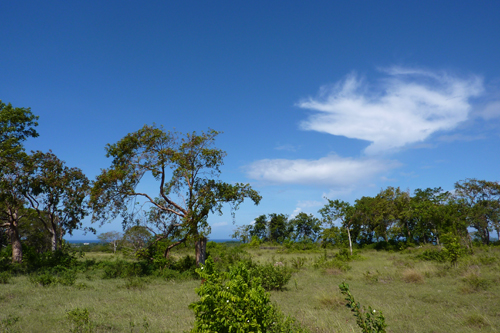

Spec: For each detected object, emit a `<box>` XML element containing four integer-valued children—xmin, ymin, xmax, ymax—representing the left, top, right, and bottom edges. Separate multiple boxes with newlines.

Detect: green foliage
<box><xmin>0</xmin><ymin>100</ymin><xmax>39</xmax><ymax>158</ymax></box>
<box><xmin>339</xmin><ymin>282</ymin><xmax>387</xmax><ymax>333</ymax></box>
<box><xmin>206</xmin><ymin>241</ymin><xmax>251</xmax><ymax>272</ymax></box>
<box><xmin>189</xmin><ymin>257</ymin><xmax>308</xmax><ymax>333</ymax></box>
<box><xmin>29</xmin><ymin>271</ymin><xmax>57</xmax><ymax>286</ymax></box>
<box><xmin>29</xmin><ymin>266</ymin><xmax>77</xmax><ymax>286</ymax></box>
<box><xmin>290</xmin><ymin>257</ymin><xmax>307</xmax><ymax>270</ymax></box>
<box><xmin>417</xmin><ymin>249</ymin><xmax>448</xmax><ymax>262</ymax></box>
<box><xmin>100</xmin><ymin>259</ymin><xmax>148</xmax><ymax>279</ymax></box>
<box><xmin>90</xmin><ymin>125</ymin><xmax>261</xmax><ymax>265</ymax></box>
<box><xmin>23</xmin><ymin>246</ymin><xmax>81</xmax><ymax>273</ymax></box>
<box><xmin>0</xmin><ymin>271</ymin><xmax>12</xmax><ymax>284</ymax></box>
<box><xmin>253</xmin><ymin>262</ymin><xmax>292</xmax><ymax>291</ymax></box>
<box><xmin>66</xmin><ymin>308</ymin><xmax>95</xmax><ymax>333</ymax></box>
<box><xmin>441</xmin><ymin>233</ymin><xmax>465</xmax><ymax>265</ymax></box>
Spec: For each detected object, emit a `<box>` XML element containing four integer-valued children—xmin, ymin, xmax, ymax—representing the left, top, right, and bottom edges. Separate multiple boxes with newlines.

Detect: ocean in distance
<box><xmin>66</xmin><ymin>238</ymin><xmax>237</xmax><ymax>244</ymax></box>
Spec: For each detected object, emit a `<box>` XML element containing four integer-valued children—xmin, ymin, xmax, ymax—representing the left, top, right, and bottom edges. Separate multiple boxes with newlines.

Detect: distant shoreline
<box><xmin>65</xmin><ymin>239</ymin><xmax>238</xmax><ymax>244</ymax></box>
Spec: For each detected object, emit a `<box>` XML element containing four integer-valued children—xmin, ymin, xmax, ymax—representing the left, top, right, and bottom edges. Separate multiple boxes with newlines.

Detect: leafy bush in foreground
<box><xmin>189</xmin><ymin>257</ymin><xmax>308</xmax><ymax>333</ymax></box>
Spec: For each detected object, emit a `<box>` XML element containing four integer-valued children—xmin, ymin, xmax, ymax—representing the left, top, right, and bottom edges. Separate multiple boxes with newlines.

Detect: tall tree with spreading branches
<box><xmin>90</xmin><ymin>125</ymin><xmax>261</xmax><ymax>265</ymax></box>
<box><xmin>23</xmin><ymin>151</ymin><xmax>90</xmax><ymax>251</ymax></box>
<box><xmin>0</xmin><ymin>100</ymin><xmax>39</xmax><ymax>263</ymax></box>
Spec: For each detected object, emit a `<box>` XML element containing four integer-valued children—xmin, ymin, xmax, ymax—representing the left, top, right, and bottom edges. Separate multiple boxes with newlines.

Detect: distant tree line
<box><xmin>233</xmin><ymin>182</ymin><xmax>500</xmax><ymax>253</ymax></box>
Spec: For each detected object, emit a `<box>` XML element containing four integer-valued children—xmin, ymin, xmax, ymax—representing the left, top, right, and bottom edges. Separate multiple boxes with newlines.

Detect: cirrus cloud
<box><xmin>298</xmin><ymin>68</ymin><xmax>483</xmax><ymax>155</ymax></box>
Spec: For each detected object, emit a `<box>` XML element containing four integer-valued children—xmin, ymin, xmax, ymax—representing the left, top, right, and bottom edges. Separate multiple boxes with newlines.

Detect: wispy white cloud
<box><xmin>245</xmin><ymin>154</ymin><xmax>399</xmax><ymax>186</ymax></box>
<box><xmin>477</xmin><ymin>101</ymin><xmax>500</xmax><ymax>120</ymax></box>
<box><xmin>298</xmin><ymin>68</ymin><xmax>483</xmax><ymax>155</ymax></box>
<box><xmin>437</xmin><ymin>133</ymin><xmax>485</xmax><ymax>142</ymax></box>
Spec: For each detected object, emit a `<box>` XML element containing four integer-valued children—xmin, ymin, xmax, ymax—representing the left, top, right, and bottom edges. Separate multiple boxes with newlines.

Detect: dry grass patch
<box><xmin>459</xmin><ymin>268</ymin><xmax>490</xmax><ymax>294</ymax></box>
<box><xmin>463</xmin><ymin>314</ymin><xmax>490</xmax><ymax>328</ymax></box>
<box><xmin>401</xmin><ymin>268</ymin><xmax>425</xmax><ymax>283</ymax></box>
<box><xmin>317</xmin><ymin>293</ymin><xmax>345</xmax><ymax>309</ymax></box>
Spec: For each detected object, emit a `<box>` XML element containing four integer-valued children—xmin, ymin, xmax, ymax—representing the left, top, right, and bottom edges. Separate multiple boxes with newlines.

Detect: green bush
<box><xmin>254</xmin><ymin>262</ymin><xmax>292</xmax><ymax>291</ymax></box>
<box><xmin>29</xmin><ymin>271</ymin><xmax>57</xmax><ymax>286</ymax></box>
<box><xmin>66</xmin><ymin>307</ymin><xmax>95</xmax><ymax>333</ymax></box>
<box><xmin>0</xmin><ymin>271</ymin><xmax>12</xmax><ymax>284</ymax></box>
<box><xmin>189</xmin><ymin>257</ymin><xmax>308</xmax><ymax>333</ymax></box>
<box><xmin>416</xmin><ymin>249</ymin><xmax>447</xmax><ymax>262</ymax></box>
<box><xmin>29</xmin><ymin>267</ymin><xmax>77</xmax><ymax>286</ymax></box>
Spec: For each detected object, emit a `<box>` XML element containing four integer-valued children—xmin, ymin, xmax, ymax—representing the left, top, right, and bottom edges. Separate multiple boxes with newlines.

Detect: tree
<box><xmin>320</xmin><ymin>199</ymin><xmax>356</xmax><ymax>255</ymax></box>
<box><xmin>97</xmin><ymin>231</ymin><xmax>122</xmax><ymax>253</ymax></box>
<box><xmin>268</xmin><ymin>213</ymin><xmax>290</xmax><ymax>243</ymax></box>
<box><xmin>122</xmin><ymin>226</ymin><xmax>151</xmax><ymax>253</ymax></box>
<box><xmin>0</xmin><ymin>101</ymin><xmax>38</xmax><ymax>263</ymax></box>
<box><xmin>289</xmin><ymin>212</ymin><xmax>321</xmax><ymax>242</ymax></box>
<box><xmin>250</xmin><ymin>215</ymin><xmax>268</xmax><ymax>241</ymax></box>
<box><xmin>90</xmin><ymin>125</ymin><xmax>261</xmax><ymax>265</ymax></box>
<box><xmin>231</xmin><ymin>224</ymin><xmax>252</xmax><ymax>243</ymax></box>
<box><xmin>0</xmin><ymin>100</ymin><xmax>39</xmax><ymax>159</ymax></box>
<box><xmin>454</xmin><ymin>179</ymin><xmax>500</xmax><ymax>245</ymax></box>
<box><xmin>23</xmin><ymin>151</ymin><xmax>90</xmax><ymax>251</ymax></box>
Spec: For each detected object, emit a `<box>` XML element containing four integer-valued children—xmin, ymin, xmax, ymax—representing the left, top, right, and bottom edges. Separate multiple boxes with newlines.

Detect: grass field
<box><xmin>1</xmin><ymin>246</ymin><xmax>500</xmax><ymax>332</ymax></box>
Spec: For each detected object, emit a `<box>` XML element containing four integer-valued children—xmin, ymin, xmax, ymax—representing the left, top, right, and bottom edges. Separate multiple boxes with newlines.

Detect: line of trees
<box><xmin>234</xmin><ymin>182</ymin><xmax>500</xmax><ymax>253</ymax></box>
<box><xmin>0</xmin><ymin>101</ymin><xmax>261</xmax><ymax>265</ymax></box>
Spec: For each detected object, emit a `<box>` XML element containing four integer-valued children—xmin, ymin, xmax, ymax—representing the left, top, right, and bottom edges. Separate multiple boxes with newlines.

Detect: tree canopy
<box><xmin>90</xmin><ymin>125</ymin><xmax>261</xmax><ymax>264</ymax></box>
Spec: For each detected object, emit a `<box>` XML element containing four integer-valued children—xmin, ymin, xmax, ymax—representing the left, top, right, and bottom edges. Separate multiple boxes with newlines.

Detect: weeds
<box><xmin>463</xmin><ymin>314</ymin><xmax>489</xmax><ymax>328</ymax></box>
<box><xmin>363</xmin><ymin>270</ymin><xmax>379</xmax><ymax>284</ymax></box>
<box><xmin>460</xmin><ymin>270</ymin><xmax>490</xmax><ymax>293</ymax></box>
<box><xmin>66</xmin><ymin>307</ymin><xmax>95</xmax><ymax>333</ymax></box>
<box><xmin>339</xmin><ymin>282</ymin><xmax>387</xmax><ymax>333</ymax></box>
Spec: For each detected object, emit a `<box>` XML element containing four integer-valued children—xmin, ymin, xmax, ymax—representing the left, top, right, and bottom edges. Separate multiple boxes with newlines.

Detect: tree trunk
<box><xmin>195</xmin><ymin>236</ymin><xmax>207</xmax><ymax>266</ymax></box>
<box><xmin>346</xmin><ymin>227</ymin><xmax>353</xmax><ymax>256</ymax></box>
<box><xmin>10</xmin><ymin>222</ymin><xmax>22</xmax><ymax>263</ymax></box>
<box><xmin>51</xmin><ymin>231</ymin><xmax>58</xmax><ymax>252</ymax></box>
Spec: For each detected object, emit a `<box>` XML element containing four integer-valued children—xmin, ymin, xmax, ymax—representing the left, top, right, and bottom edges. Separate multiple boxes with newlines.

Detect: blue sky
<box><xmin>2</xmin><ymin>1</ymin><xmax>500</xmax><ymax>240</ymax></box>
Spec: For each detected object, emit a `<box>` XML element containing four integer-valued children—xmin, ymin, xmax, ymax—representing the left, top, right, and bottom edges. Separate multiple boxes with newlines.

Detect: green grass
<box><xmin>1</xmin><ymin>246</ymin><xmax>500</xmax><ymax>332</ymax></box>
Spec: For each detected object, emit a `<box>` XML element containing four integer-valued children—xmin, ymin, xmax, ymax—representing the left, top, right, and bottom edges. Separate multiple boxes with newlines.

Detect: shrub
<box><xmin>66</xmin><ymin>307</ymin><xmax>95</xmax><ymax>333</ymax></box>
<box><xmin>253</xmin><ymin>262</ymin><xmax>292</xmax><ymax>291</ymax></box>
<box><xmin>363</xmin><ymin>270</ymin><xmax>380</xmax><ymax>284</ymax></box>
<box><xmin>123</xmin><ymin>277</ymin><xmax>148</xmax><ymax>290</ymax></box>
<box><xmin>291</xmin><ymin>257</ymin><xmax>307</xmax><ymax>270</ymax></box>
<box><xmin>0</xmin><ymin>271</ymin><xmax>12</xmax><ymax>284</ymax></box>
<box><xmin>416</xmin><ymin>249</ymin><xmax>447</xmax><ymax>262</ymax></box>
<box><xmin>189</xmin><ymin>257</ymin><xmax>308</xmax><ymax>333</ymax></box>
<box><xmin>29</xmin><ymin>271</ymin><xmax>57</xmax><ymax>286</ymax></box>
<box><xmin>339</xmin><ymin>282</ymin><xmax>387</xmax><ymax>333</ymax></box>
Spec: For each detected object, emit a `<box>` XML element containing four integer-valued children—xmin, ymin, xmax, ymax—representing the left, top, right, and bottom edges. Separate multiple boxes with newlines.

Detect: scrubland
<box><xmin>1</xmin><ymin>245</ymin><xmax>500</xmax><ymax>332</ymax></box>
